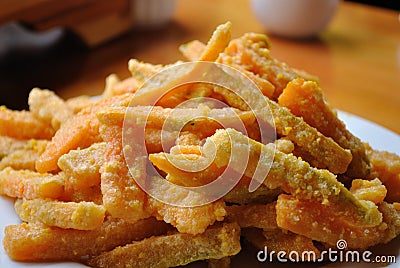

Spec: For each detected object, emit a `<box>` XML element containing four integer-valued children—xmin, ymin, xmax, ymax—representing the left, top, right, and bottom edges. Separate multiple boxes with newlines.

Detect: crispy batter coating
<box><xmin>3</xmin><ymin>216</ymin><xmax>172</xmax><ymax>262</ymax></box>
<box><xmin>148</xmin><ymin>197</ymin><xmax>226</xmax><ymax>235</ymax></box>
<box><xmin>0</xmin><ymin>139</ymin><xmax>47</xmax><ymax>171</ymax></box>
<box><xmin>206</xmin><ymin>66</ymin><xmax>352</xmax><ymax>174</ymax></box>
<box><xmin>276</xmin><ymin>194</ymin><xmax>400</xmax><ymax>249</ymax></box>
<box><xmin>103</xmin><ymin>74</ymin><xmax>140</xmax><ymax>97</ymax></box>
<box><xmin>15</xmin><ymin>198</ymin><xmax>106</xmax><ymax>230</ymax></box>
<box><xmin>366</xmin><ymin>144</ymin><xmax>400</xmax><ymax>203</ymax></box>
<box><xmin>58</xmin><ymin>142</ymin><xmax>106</xmax><ymax>190</ymax></box>
<box><xmin>0</xmin><ymin>167</ymin><xmax>65</xmax><ymax>199</ymax></box>
<box><xmin>350</xmin><ymin>178</ymin><xmax>387</xmax><ymax>204</ymax></box>
<box><xmin>278</xmin><ymin>78</ymin><xmax>370</xmax><ymax>178</ymax></box>
<box><xmin>87</xmin><ymin>222</ymin><xmax>241</xmax><ymax>268</ymax></box>
<box><xmin>28</xmin><ymin>88</ymin><xmax>73</xmax><ymax>130</ymax></box>
<box><xmin>226</xmin><ymin>203</ymin><xmax>278</xmax><ymax>230</ymax></box>
<box><xmin>0</xmin><ymin>106</ymin><xmax>55</xmax><ymax>140</ymax></box>
<box><xmin>97</xmin><ymin>109</ymin><xmax>149</xmax><ymax>223</ymax></box>
<box><xmin>209</xmin><ymin>129</ymin><xmax>381</xmax><ymax>227</ymax></box>
<box><xmin>217</xmin><ymin>33</ymin><xmax>309</xmax><ymax>99</ymax></box>
<box><xmin>0</xmin><ymin>136</ymin><xmax>30</xmax><ymax>158</ymax></box>
<box><xmin>36</xmin><ymin>94</ymin><xmax>130</xmax><ymax>173</ymax></box>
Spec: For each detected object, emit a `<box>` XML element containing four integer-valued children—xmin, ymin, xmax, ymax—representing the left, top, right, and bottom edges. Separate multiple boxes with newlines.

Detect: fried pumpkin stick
<box><xmin>87</xmin><ymin>222</ymin><xmax>241</xmax><ymax>268</ymax></box>
<box><xmin>0</xmin><ymin>167</ymin><xmax>65</xmax><ymax>199</ymax></box>
<box><xmin>97</xmin><ymin>106</ymin><xmax>226</xmax><ymax>233</ymax></box>
<box><xmin>210</xmin><ymin>128</ymin><xmax>380</xmax><ymax>227</ymax></box>
<box><xmin>278</xmin><ymin>78</ymin><xmax>370</xmax><ymax>178</ymax></box>
<box><xmin>35</xmin><ymin>93</ymin><xmax>131</xmax><ymax>173</ymax></box>
<box><xmin>277</xmin><ymin>195</ymin><xmax>400</xmax><ymax>249</ymax></box>
<box><xmin>151</xmin><ymin>128</ymin><xmax>380</xmax><ymax>228</ymax></box>
<box><xmin>139</xmin><ymin>59</ymin><xmax>352</xmax><ymax>174</ymax></box>
<box><xmin>14</xmin><ymin>198</ymin><xmax>106</xmax><ymax>230</ymax></box>
<box><xmin>3</xmin><ymin>216</ymin><xmax>172</xmax><ymax>262</ymax></box>
<box><xmin>0</xmin><ymin>107</ymin><xmax>55</xmax><ymax>140</ymax></box>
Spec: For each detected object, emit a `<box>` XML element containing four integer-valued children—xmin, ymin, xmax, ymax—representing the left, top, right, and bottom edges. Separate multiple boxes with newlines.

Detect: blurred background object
<box><xmin>0</xmin><ymin>0</ymin><xmax>398</xmax><ymax>134</ymax></box>
<box><xmin>250</xmin><ymin>0</ymin><xmax>340</xmax><ymax>38</ymax></box>
<box><xmin>345</xmin><ymin>0</ymin><xmax>399</xmax><ymax>10</ymax></box>
<box><xmin>131</xmin><ymin>0</ymin><xmax>176</xmax><ymax>29</ymax></box>
<box><xmin>0</xmin><ymin>0</ymin><xmax>177</xmax><ymax>110</ymax></box>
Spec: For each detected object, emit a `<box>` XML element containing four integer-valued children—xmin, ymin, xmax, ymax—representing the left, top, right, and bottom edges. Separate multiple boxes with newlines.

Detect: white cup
<box><xmin>131</xmin><ymin>0</ymin><xmax>176</xmax><ymax>28</ymax></box>
<box><xmin>250</xmin><ymin>0</ymin><xmax>340</xmax><ymax>38</ymax></box>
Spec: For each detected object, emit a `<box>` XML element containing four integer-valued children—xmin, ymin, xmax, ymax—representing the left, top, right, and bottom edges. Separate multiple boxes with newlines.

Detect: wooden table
<box><xmin>2</xmin><ymin>0</ymin><xmax>400</xmax><ymax>134</ymax></box>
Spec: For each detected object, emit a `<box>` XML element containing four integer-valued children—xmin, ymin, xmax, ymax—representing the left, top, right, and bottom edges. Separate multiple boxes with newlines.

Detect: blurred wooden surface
<box><xmin>1</xmin><ymin>0</ymin><xmax>399</xmax><ymax>134</ymax></box>
<box><xmin>0</xmin><ymin>0</ymin><xmax>132</xmax><ymax>46</ymax></box>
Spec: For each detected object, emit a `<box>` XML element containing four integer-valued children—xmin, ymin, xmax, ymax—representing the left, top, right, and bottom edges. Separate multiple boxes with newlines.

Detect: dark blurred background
<box><xmin>0</xmin><ymin>0</ymin><xmax>398</xmax><ymax>110</ymax></box>
<box><xmin>345</xmin><ymin>0</ymin><xmax>400</xmax><ymax>10</ymax></box>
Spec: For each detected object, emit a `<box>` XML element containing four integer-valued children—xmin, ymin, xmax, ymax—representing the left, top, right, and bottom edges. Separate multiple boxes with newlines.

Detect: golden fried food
<box><xmin>276</xmin><ymin>194</ymin><xmax>400</xmax><ymax>249</ymax></box>
<box><xmin>28</xmin><ymin>88</ymin><xmax>73</xmax><ymax>130</ymax></box>
<box><xmin>367</xmin><ymin>144</ymin><xmax>400</xmax><ymax>202</ymax></box>
<box><xmin>0</xmin><ymin>167</ymin><xmax>65</xmax><ymax>199</ymax></box>
<box><xmin>278</xmin><ymin>78</ymin><xmax>370</xmax><ymax>178</ymax></box>
<box><xmin>147</xmin><ymin>197</ymin><xmax>226</xmax><ymax>234</ymax></box>
<box><xmin>350</xmin><ymin>178</ymin><xmax>387</xmax><ymax>204</ymax></box>
<box><xmin>0</xmin><ymin>107</ymin><xmax>55</xmax><ymax>140</ymax></box>
<box><xmin>3</xmin><ymin>216</ymin><xmax>172</xmax><ymax>261</ymax></box>
<box><xmin>87</xmin><ymin>222</ymin><xmax>241</xmax><ymax>268</ymax></box>
<box><xmin>226</xmin><ymin>203</ymin><xmax>277</xmax><ymax>230</ymax></box>
<box><xmin>15</xmin><ymin>198</ymin><xmax>106</xmax><ymax>230</ymax></box>
<box><xmin>0</xmin><ymin>139</ymin><xmax>47</xmax><ymax>171</ymax></box>
<box><xmin>58</xmin><ymin>142</ymin><xmax>106</xmax><ymax>190</ymax></box>
<box><xmin>208</xmin><ymin>129</ymin><xmax>381</xmax><ymax>226</ymax></box>
<box><xmin>97</xmin><ymin>108</ymin><xmax>149</xmax><ymax>223</ymax></box>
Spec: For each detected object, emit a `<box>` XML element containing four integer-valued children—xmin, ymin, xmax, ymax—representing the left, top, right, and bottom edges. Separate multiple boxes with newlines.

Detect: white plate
<box><xmin>1</xmin><ymin>111</ymin><xmax>400</xmax><ymax>268</ymax></box>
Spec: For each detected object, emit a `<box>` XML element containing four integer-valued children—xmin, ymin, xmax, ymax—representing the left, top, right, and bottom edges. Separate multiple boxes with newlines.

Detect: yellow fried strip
<box><xmin>15</xmin><ymin>198</ymin><xmax>106</xmax><ymax>230</ymax></box>
<box><xmin>0</xmin><ymin>167</ymin><xmax>64</xmax><ymax>199</ymax></box>
<box><xmin>58</xmin><ymin>142</ymin><xmax>106</xmax><ymax>190</ymax></box>
<box><xmin>124</xmin><ymin>105</ymin><xmax>255</xmax><ymax>130</ymax></box>
<box><xmin>87</xmin><ymin>222</ymin><xmax>241</xmax><ymax>268</ymax></box>
<box><xmin>197</xmin><ymin>21</ymin><xmax>232</xmax><ymax>61</ymax></box>
<box><xmin>65</xmin><ymin>95</ymin><xmax>95</xmax><ymax>114</ymax></box>
<box><xmin>28</xmin><ymin>88</ymin><xmax>73</xmax><ymax>130</ymax></box>
<box><xmin>179</xmin><ymin>39</ymin><xmax>206</xmax><ymax>61</ymax></box>
<box><xmin>36</xmin><ymin>94</ymin><xmax>130</xmax><ymax>173</ymax></box>
<box><xmin>149</xmin><ymin>152</ymin><xmax>224</xmax><ymax>187</ymax></box>
<box><xmin>350</xmin><ymin>178</ymin><xmax>387</xmax><ymax>204</ymax></box>
<box><xmin>0</xmin><ymin>106</ymin><xmax>55</xmax><ymax>140</ymax></box>
<box><xmin>217</xmin><ymin>32</ymin><xmax>313</xmax><ymax>99</ymax></box>
<box><xmin>226</xmin><ymin>203</ymin><xmax>278</xmax><ymax>230</ymax></box>
<box><xmin>148</xmin><ymin>197</ymin><xmax>226</xmax><ymax>235</ymax></box>
<box><xmin>214</xmin><ymin>77</ymin><xmax>352</xmax><ymax>174</ymax></box>
<box><xmin>366</xmin><ymin>145</ymin><xmax>400</xmax><ymax>203</ymax></box>
<box><xmin>97</xmin><ymin>108</ymin><xmax>149</xmax><ymax>223</ymax></box>
<box><xmin>209</xmin><ymin>129</ymin><xmax>380</xmax><ymax>227</ymax></box>
<box><xmin>278</xmin><ymin>78</ymin><xmax>370</xmax><ymax>178</ymax></box>
<box><xmin>3</xmin><ymin>216</ymin><xmax>172</xmax><ymax>262</ymax></box>
<box><xmin>179</xmin><ymin>21</ymin><xmax>231</xmax><ymax>62</ymax></box>
<box><xmin>0</xmin><ymin>139</ymin><xmax>47</xmax><ymax>171</ymax></box>
<box><xmin>276</xmin><ymin>194</ymin><xmax>400</xmax><ymax>249</ymax></box>
<box><xmin>0</xmin><ymin>136</ymin><xmax>28</xmax><ymax>159</ymax></box>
